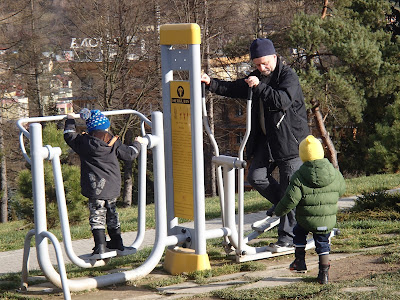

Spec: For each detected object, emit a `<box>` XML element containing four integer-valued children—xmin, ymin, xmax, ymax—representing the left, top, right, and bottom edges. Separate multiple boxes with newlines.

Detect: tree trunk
<box><xmin>203</xmin><ymin>0</ymin><xmax>216</xmax><ymax>197</ymax></box>
<box><xmin>0</xmin><ymin>118</ymin><xmax>8</xmax><ymax>223</ymax></box>
<box><xmin>255</xmin><ymin>0</ymin><xmax>262</xmax><ymax>38</ymax></box>
<box><xmin>122</xmin><ymin>129</ymin><xmax>134</xmax><ymax>207</ymax></box>
<box><xmin>311</xmin><ymin>99</ymin><xmax>338</xmax><ymax>169</ymax></box>
<box><xmin>308</xmin><ymin>0</ymin><xmax>339</xmax><ymax>169</ymax></box>
<box><xmin>30</xmin><ymin>0</ymin><xmax>44</xmax><ymax>117</ymax></box>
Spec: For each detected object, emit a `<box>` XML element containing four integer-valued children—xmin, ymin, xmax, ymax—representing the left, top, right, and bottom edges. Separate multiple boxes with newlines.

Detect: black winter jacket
<box><xmin>208</xmin><ymin>56</ymin><xmax>309</xmax><ymax>161</ymax></box>
<box><xmin>64</xmin><ymin>119</ymin><xmax>141</xmax><ymax>200</ymax></box>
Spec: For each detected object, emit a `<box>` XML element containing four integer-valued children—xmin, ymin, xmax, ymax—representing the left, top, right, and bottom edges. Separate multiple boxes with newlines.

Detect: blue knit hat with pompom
<box><xmin>79</xmin><ymin>108</ymin><xmax>110</xmax><ymax>132</ymax></box>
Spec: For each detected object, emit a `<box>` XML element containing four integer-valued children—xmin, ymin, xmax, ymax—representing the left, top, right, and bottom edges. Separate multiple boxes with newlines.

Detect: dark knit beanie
<box><xmin>250</xmin><ymin>38</ymin><xmax>276</xmax><ymax>59</ymax></box>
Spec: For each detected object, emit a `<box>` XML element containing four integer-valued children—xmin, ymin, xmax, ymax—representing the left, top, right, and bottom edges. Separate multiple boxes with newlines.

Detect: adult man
<box><xmin>201</xmin><ymin>38</ymin><xmax>309</xmax><ymax>249</ymax></box>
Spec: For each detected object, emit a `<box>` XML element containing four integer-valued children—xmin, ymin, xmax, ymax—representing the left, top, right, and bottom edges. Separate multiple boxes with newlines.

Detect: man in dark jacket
<box><xmin>201</xmin><ymin>38</ymin><xmax>309</xmax><ymax>249</ymax></box>
<box><xmin>64</xmin><ymin>108</ymin><xmax>147</xmax><ymax>259</ymax></box>
<box><xmin>274</xmin><ymin>135</ymin><xmax>346</xmax><ymax>284</ymax></box>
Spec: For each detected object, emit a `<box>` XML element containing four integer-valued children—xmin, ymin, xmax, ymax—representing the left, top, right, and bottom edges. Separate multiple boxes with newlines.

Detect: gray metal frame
<box><xmin>17</xmin><ymin>110</ymin><xmax>168</xmax><ymax>299</ymax></box>
<box><xmin>14</xmin><ymin>22</ymin><xmax>339</xmax><ymax>300</ymax></box>
<box><xmin>161</xmin><ymin>43</ymin><xmax>207</xmax><ymax>256</ymax></box>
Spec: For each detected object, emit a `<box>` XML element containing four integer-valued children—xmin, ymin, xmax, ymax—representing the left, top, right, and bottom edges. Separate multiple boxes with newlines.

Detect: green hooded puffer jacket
<box><xmin>275</xmin><ymin>158</ymin><xmax>346</xmax><ymax>234</ymax></box>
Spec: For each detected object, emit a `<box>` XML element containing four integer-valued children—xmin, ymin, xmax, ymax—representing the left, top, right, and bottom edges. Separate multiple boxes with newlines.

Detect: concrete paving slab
<box><xmin>157</xmin><ymin>281</ymin><xmax>198</xmax><ymax>293</ymax></box>
<box><xmin>236</xmin><ymin>276</ymin><xmax>303</xmax><ymax>289</ymax></box>
<box><xmin>158</xmin><ymin>279</ymin><xmax>250</xmax><ymax>295</ymax></box>
<box><xmin>341</xmin><ymin>286</ymin><xmax>378</xmax><ymax>293</ymax></box>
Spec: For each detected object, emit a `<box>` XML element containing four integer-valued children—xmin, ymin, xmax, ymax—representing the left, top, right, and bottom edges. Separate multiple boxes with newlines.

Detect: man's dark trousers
<box><xmin>247</xmin><ymin>144</ymin><xmax>303</xmax><ymax>244</ymax></box>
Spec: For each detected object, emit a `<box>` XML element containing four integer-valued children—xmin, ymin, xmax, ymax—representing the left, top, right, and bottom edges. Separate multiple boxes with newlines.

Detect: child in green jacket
<box><xmin>274</xmin><ymin>135</ymin><xmax>346</xmax><ymax>284</ymax></box>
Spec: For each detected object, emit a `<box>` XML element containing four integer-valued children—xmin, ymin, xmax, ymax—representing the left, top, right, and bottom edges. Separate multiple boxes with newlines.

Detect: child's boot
<box><xmin>289</xmin><ymin>247</ymin><xmax>307</xmax><ymax>273</ymax></box>
<box><xmin>107</xmin><ymin>227</ymin><xmax>136</xmax><ymax>256</ymax></box>
<box><xmin>317</xmin><ymin>254</ymin><xmax>330</xmax><ymax>284</ymax></box>
<box><xmin>91</xmin><ymin>229</ymin><xmax>115</xmax><ymax>259</ymax></box>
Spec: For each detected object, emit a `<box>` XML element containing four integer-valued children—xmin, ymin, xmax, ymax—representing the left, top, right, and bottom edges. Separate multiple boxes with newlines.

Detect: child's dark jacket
<box><xmin>64</xmin><ymin>118</ymin><xmax>141</xmax><ymax>200</ymax></box>
<box><xmin>275</xmin><ymin>158</ymin><xmax>346</xmax><ymax>234</ymax></box>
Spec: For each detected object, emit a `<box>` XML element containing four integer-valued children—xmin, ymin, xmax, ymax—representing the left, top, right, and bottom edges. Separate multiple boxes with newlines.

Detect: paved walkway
<box><xmin>0</xmin><ymin>196</ymin><xmax>357</xmax><ymax>276</ymax></box>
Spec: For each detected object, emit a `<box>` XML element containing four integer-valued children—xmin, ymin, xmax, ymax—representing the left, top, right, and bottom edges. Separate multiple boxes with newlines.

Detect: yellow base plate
<box><xmin>163</xmin><ymin>248</ymin><xmax>211</xmax><ymax>275</ymax></box>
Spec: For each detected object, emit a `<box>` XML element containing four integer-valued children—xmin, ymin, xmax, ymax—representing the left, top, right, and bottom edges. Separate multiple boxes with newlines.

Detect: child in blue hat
<box><xmin>64</xmin><ymin>108</ymin><xmax>147</xmax><ymax>259</ymax></box>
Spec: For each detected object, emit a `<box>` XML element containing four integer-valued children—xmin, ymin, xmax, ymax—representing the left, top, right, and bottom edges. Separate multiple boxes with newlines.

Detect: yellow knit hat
<box><xmin>299</xmin><ymin>135</ymin><xmax>324</xmax><ymax>162</ymax></box>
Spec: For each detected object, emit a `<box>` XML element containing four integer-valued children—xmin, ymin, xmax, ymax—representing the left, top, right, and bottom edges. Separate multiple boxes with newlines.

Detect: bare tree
<box><xmin>65</xmin><ymin>0</ymin><xmax>161</xmax><ymax>206</ymax></box>
<box><xmin>0</xmin><ymin>0</ymin><xmax>58</xmax><ymax>118</ymax></box>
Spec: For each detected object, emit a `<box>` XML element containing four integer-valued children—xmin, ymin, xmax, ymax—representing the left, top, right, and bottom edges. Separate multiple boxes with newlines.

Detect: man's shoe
<box><xmin>269</xmin><ymin>241</ymin><xmax>292</xmax><ymax>248</ymax></box>
<box><xmin>268</xmin><ymin>241</ymin><xmax>294</xmax><ymax>253</ymax></box>
<box><xmin>266</xmin><ymin>205</ymin><xmax>276</xmax><ymax>216</ymax></box>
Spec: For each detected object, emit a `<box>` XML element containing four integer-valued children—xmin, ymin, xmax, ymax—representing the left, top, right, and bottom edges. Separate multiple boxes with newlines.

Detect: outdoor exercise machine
<box><xmin>16</xmin><ymin>110</ymin><xmax>174</xmax><ymax>300</ymax></box>
<box><xmin>160</xmin><ymin>24</ymin><xmax>336</xmax><ymax>267</ymax></box>
<box><xmin>15</xmin><ymin>23</ymin><xmax>336</xmax><ymax>300</ymax></box>
<box><xmin>15</xmin><ymin>23</ymin><xmax>210</xmax><ymax>300</ymax></box>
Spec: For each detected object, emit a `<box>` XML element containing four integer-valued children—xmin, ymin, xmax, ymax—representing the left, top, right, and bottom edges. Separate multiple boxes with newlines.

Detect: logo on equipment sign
<box><xmin>170</xmin><ymin>81</ymin><xmax>194</xmax><ymax>220</ymax></box>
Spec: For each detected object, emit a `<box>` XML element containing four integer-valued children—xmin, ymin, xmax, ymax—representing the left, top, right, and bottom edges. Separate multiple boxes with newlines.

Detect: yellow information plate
<box><xmin>170</xmin><ymin>81</ymin><xmax>194</xmax><ymax>220</ymax></box>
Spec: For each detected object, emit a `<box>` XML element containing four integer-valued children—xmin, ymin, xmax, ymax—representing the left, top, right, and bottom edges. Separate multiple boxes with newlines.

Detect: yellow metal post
<box><xmin>160</xmin><ymin>23</ymin><xmax>210</xmax><ymax>275</ymax></box>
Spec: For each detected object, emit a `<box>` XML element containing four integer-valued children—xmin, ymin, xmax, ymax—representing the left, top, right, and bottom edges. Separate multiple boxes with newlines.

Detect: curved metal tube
<box><xmin>49</xmin><ymin>146</ymin><xmax>108</xmax><ymax>268</ymax></box>
<box><xmin>201</xmin><ymin>83</ymin><xmax>226</xmax><ymax>241</ymax></box>
<box><xmin>23</xmin><ymin>112</ymin><xmax>168</xmax><ymax>293</ymax></box>
<box><xmin>237</xmin><ymin>89</ymin><xmax>253</xmax><ymax>254</ymax></box>
<box><xmin>130</xmin><ymin>141</ymin><xmax>147</xmax><ymax>250</ymax></box>
<box><xmin>20</xmin><ymin>229</ymin><xmax>35</xmax><ymax>291</ymax></box>
<box><xmin>212</xmin><ymin>84</ymin><xmax>270</xmax><ymax>256</ymax></box>
<box><xmin>16</xmin><ymin>109</ymin><xmax>151</xmax><ymax>134</ymax></box>
<box><xmin>222</xmin><ymin>163</ymin><xmax>269</xmax><ymax>255</ymax></box>
<box><xmin>19</xmin><ymin>132</ymin><xmax>31</xmax><ymax>165</ymax></box>
<box><xmin>17</xmin><ymin>109</ymin><xmax>151</xmax><ymax>166</ymax></box>
<box><xmin>39</xmin><ymin>231</ymin><xmax>71</xmax><ymax>299</ymax></box>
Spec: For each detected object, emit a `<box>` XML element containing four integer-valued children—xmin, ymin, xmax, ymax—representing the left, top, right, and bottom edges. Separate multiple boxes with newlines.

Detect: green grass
<box><xmin>0</xmin><ymin>189</ymin><xmax>267</xmax><ymax>252</ymax></box>
<box><xmin>204</xmin><ymin>214</ymin><xmax>400</xmax><ymax>300</ymax></box>
<box><xmin>210</xmin><ymin>270</ymin><xmax>400</xmax><ymax>300</ymax></box>
<box><xmin>2</xmin><ymin>171</ymin><xmax>400</xmax><ymax>252</ymax></box>
<box><xmin>343</xmin><ymin>173</ymin><xmax>400</xmax><ymax>196</ymax></box>
<box><xmin>1</xmin><ymin>173</ymin><xmax>400</xmax><ymax>299</ymax></box>
<box><xmin>0</xmin><ymin>172</ymin><xmax>399</xmax><ymax>252</ymax></box>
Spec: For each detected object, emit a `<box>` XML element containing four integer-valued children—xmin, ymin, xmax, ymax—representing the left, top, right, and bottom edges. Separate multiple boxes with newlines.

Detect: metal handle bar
<box><xmin>238</xmin><ymin>88</ymin><xmax>253</xmax><ymax>161</ymax></box>
<box><xmin>17</xmin><ymin>109</ymin><xmax>151</xmax><ymax>165</ymax></box>
<box><xmin>201</xmin><ymin>82</ymin><xmax>227</xmax><ymax>242</ymax></box>
<box><xmin>17</xmin><ymin>109</ymin><xmax>151</xmax><ymax>138</ymax></box>
<box><xmin>237</xmin><ymin>87</ymin><xmax>253</xmax><ymax>254</ymax></box>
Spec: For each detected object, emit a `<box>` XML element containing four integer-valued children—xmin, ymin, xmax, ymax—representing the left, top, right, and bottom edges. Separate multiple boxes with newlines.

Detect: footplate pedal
<box><xmin>251</xmin><ymin>216</ymin><xmax>280</xmax><ymax>232</ymax></box>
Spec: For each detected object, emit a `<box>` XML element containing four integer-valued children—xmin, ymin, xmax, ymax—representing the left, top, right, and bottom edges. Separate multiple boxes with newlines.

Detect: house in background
<box><xmin>1</xmin><ymin>90</ymin><xmax>29</xmax><ymax>120</ymax></box>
